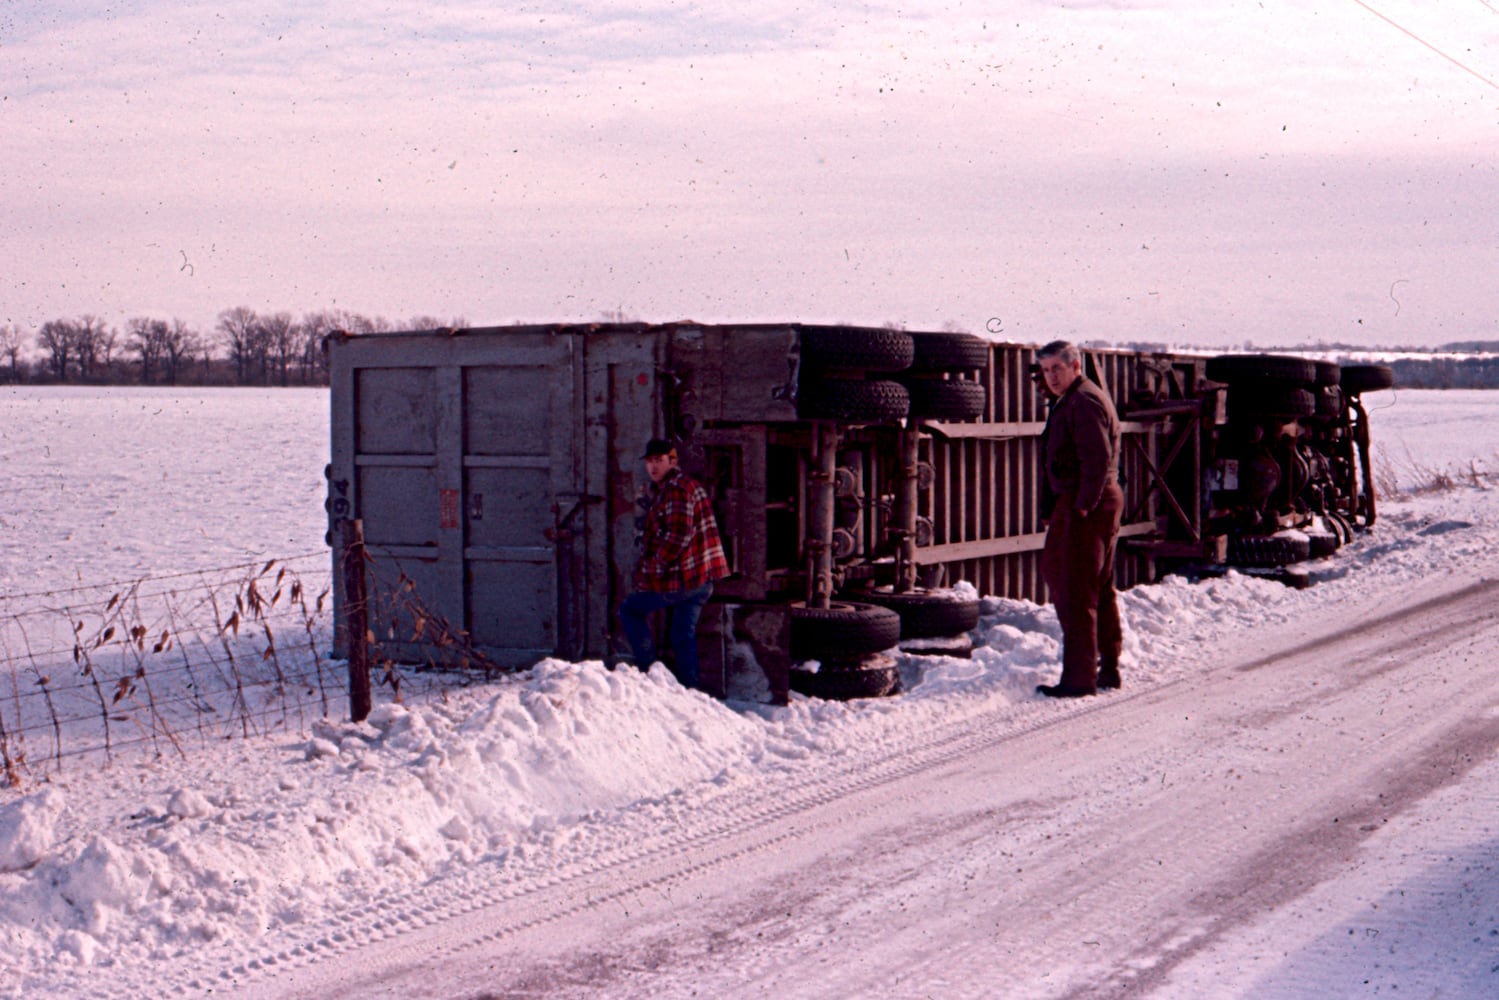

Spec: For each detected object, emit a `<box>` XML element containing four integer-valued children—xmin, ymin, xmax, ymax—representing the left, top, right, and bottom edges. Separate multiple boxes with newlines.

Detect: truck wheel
<box><xmin>1339</xmin><ymin>364</ymin><xmax>1394</xmax><ymax>394</ymax></box>
<box><xmin>1312</xmin><ymin>385</ymin><xmax>1343</xmax><ymax>419</ymax></box>
<box><xmin>797</xmin><ymin>378</ymin><xmax>910</xmax><ymax>422</ymax></box>
<box><xmin>799</xmin><ymin>327</ymin><xmax>914</xmax><ymax>373</ymax></box>
<box><xmin>905</xmin><ymin>379</ymin><xmax>987</xmax><ymax>421</ymax></box>
<box><xmin>1311</xmin><ymin>360</ymin><xmax>1342</xmax><ymax>385</ymax></box>
<box><xmin>790</xmin><ymin>601</ymin><xmax>902</xmax><ymax>660</ymax></box>
<box><xmin>908</xmin><ymin>332</ymin><xmax>990</xmax><ymax>372</ymax></box>
<box><xmin>853</xmin><ymin>587</ymin><xmax>982</xmax><ymax>639</ymax></box>
<box><xmin>1226</xmin><ymin>533</ymin><xmax>1313</xmax><ymax>567</ymax></box>
<box><xmin>1227</xmin><ymin>385</ymin><xmax>1315</xmax><ymax>419</ymax></box>
<box><xmin>1206</xmin><ymin>354</ymin><xmax>1317</xmax><ymax>385</ymax></box>
<box><xmin>790</xmin><ymin>660</ymin><xmax>902</xmax><ymax>700</ymax></box>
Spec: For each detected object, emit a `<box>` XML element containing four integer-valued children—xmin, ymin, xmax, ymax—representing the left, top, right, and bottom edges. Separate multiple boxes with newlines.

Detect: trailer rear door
<box><xmin>329</xmin><ymin>332</ymin><xmax>584</xmax><ymax>668</ymax></box>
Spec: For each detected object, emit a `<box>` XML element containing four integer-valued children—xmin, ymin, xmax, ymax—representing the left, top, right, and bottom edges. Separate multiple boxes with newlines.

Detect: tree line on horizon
<box><xmin>0</xmin><ymin>309</ymin><xmax>465</xmax><ymax>387</ymax></box>
<box><xmin>5</xmin><ymin>313</ymin><xmax>1494</xmax><ymax>390</ymax></box>
<box><xmin>1387</xmin><ymin>355</ymin><xmax>1499</xmax><ymax>389</ymax></box>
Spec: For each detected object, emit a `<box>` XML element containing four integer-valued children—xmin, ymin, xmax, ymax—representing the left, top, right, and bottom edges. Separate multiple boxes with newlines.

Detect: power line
<box><xmin>1349</xmin><ymin>0</ymin><xmax>1499</xmax><ymax>93</ymax></box>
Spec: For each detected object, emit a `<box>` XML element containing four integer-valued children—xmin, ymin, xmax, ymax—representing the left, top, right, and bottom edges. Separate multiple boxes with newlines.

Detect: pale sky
<box><xmin>4</xmin><ymin>1</ymin><xmax>1496</xmax><ymax>349</ymax></box>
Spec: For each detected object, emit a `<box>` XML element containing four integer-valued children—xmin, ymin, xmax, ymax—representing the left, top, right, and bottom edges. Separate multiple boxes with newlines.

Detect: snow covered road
<box><xmin>241</xmin><ymin>570</ymin><xmax>1499</xmax><ymax>1000</ymax></box>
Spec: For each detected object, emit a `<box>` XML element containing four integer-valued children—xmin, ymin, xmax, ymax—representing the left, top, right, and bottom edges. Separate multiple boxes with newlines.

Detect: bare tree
<box><xmin>296</xmin><ymin>311</ymin><xmax>340</xmax><ymax>385</ymax></box>
<box><xmin>37</xmin><ymin>320</ymin><xmax>74</xmax><ymax>380</ymax></box>
<box><xmin>163</xmin><ymin>319</ymin><xmax>200</xmax><ymax>385</ymax></box>
<box><xmin>0</xmin><ymin>324</ymin><xmax>26</xmax><ymax>382</ymax></box>
<box><xmin>198</xmin><ymin>330</ymin><xmax>216</xmax><ymax>379</ymax></box>
<box><xmin>128</xmin><ymin>317</ymin><xmax>169</xmax><ymax>384</ymax></box>
<box><xmin>257</xmin><ymin>311</ymin><xmax>296</xmax><ymax>386</ymax></box>
<box><xmin>97</xmin><ymin>323</ymin><xmax>119</xmax><ymax>375</ymax></box>
<box><xmin>217</xmin><ymin>307</ymin><xmax>261</xmax><ymax>384</ymax></box>
<box><xmin>70</xmin><ymin>315</ymin><xmax>112</xmax><ymax>380</ymax></box>
<box><xmin>407</xmin><ymin>314</ymin><xmax>467</xmax><ymax>331</ymax></box>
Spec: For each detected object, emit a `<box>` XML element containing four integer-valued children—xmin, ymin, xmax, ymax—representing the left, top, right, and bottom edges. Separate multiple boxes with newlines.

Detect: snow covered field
<box><xmin>0</xmin><ymin>384</ymin><xmax>1496</xmax><ymax>998</ymax></box>
<box><xmin>0</xmin><ymin>386</ymin><xmax>329</xmax><ymax>598</ymax></box>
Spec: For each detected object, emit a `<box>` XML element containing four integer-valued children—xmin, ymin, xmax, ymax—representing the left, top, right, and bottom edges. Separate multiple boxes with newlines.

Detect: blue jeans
<box><xmin>618</xmin><ymin>583</ymin><xmax>714</xmax><ymax>689</ymax></box>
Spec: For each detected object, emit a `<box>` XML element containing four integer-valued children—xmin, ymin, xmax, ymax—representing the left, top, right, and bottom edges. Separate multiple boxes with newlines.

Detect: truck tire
<box><xmin>853</xmin><ymin>587</ymin><xmax>982</xmax><ymax>639</ymax></box>
<box><xmin>1227</xmin><ymin>385</ymin><xmax>1316</xmax><ymax>419</ymax></box>
<box><xmin>1313</xmin><ymin>385</ymin><xmax>1343</xmax><ymax>419</ymax></box>
<box><xmin>1206</xmin><ymin>354</ymin><xmax>1317</xmax><ymax>385</ymax></box>
<box><xmin>1226</xmin><ymin>533</ymin><xmax>1313</xmax><ymax>567</ymax></box>
<box><xmin>789</xmin><ymin>661</ymin><xmax>902</xmax><ymax>700</ymax></box>
<box><xmin>905</xmin><ymin>379</ymin><xmax>987</xmax><ymax>421</ymax></box>
<box><xmin>797</xmin><ymin>378</ymin><xmax>910</xmax><ymax>422</ymax></box>
<box><xmin>908</xmin><ymin>332</ymin><xmax>990</xmax><ymax>372</ymax></box>
<box><xmin>1313</xmin><ymin>360</ymin><xmax>1342</xmax><ymax>386</ymax></box>
<box><xmin>790</xmin><ymin>601</ymin><xmax>902</xmax><ymax>660</ymax></box>
<box><xmin>799</xmin><ymin>327</ymin><xmax>914</xmax><ymax>373</ymax></box>
<box><xmin>1339</xmin><ymin>364</ymin><xmax>1394</xmax><ymax>394</ymax></box>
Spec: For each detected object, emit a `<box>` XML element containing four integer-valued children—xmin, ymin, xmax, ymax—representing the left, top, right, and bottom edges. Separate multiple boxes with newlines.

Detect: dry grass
<box><xmin>1374</xmin><ymin>445</ymin><xmax>1496</xmax><ymax>497</ymax></box>
<box><xmin>0</xmin><ymin>557</ymin><xmax>334</xmax><ymax>785</ymax></box>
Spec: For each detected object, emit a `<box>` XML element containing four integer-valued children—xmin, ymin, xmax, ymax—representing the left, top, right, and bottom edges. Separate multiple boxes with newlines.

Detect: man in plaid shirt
<box><xmin>618</xmin><ymin>439</ymin><xmax>730</xmax><ymax>689</ymax></box>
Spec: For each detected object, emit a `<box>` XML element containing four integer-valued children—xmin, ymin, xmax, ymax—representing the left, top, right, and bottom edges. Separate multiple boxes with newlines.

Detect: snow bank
<box><xmin>0</xmin><ymin>658</ymin><xmax>773</xmax><ymax>976</ymax></box>
<box><xmin>0</xmin><ymin>789</ymin><xmax>64</xmax><ymax>873</ymax></box>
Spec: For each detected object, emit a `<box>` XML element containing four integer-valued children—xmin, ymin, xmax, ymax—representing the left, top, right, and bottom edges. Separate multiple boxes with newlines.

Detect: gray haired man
<box><xmin>1035</xmin><ymin>340</ymin><xmax>1124</xmax><ymax>697</ymax></box>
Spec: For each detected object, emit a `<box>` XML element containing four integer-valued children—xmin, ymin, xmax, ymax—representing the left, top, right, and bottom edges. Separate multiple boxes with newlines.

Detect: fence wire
<box><xmin>0</xmin><ymin>554</ymin><xmax>354</xmax><ymax>783</ymax></box>
<box><xmin>0</xmin><ymin>548</ymin><xmax>542</xmax><ymax>786</ymax></box>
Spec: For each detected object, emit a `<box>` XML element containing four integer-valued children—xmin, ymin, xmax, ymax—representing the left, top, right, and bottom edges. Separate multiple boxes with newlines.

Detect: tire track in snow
<box><xmin>1050</xmin><ymin>576</ymin><xmax>1499</xmax><ymax>998</ymax></box>
<box><xmin>154</xmin><ymin>674</ymin><xmax>1163</xmax><ymax>996</ymax></box>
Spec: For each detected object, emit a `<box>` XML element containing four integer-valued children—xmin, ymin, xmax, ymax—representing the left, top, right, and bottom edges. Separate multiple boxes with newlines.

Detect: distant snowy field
<box><xmin>0</xmin><ymin>383</ymin><xmax>1496</xmax><ymax>998</ymax></box>
<box><xmin>1361</xmin><ymin>387</ymin><xmax>1499</xmax><ymax>482</ymax></box>
<box><xmin>0</xmin><ymin>386</ymin><xmax>329</xmax><ymax>600</ymax></box>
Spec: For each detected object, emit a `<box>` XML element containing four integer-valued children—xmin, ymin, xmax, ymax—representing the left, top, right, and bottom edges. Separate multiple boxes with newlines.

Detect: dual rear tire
<box><xmin>797</xmin><ymin>328</ymin><xmax>988</xmax><ymax>423</ymax></box>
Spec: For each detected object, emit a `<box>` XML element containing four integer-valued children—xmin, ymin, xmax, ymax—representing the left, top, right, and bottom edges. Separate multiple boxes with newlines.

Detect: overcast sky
<box><xmin>3</xmin><ymin>1</ymin><xmax>1496</xmax><ymax>350</ymax></box>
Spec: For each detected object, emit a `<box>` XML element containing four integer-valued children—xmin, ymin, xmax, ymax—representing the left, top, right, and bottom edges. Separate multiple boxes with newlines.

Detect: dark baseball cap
<box><xmin>641</xmin><ymin>438</ymin><xmax>676</xmax><ymax>458</ymax></box>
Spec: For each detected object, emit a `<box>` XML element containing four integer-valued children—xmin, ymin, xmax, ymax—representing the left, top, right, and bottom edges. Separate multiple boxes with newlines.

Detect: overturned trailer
<box><xmin>325</xmin><ymin>323</ymin><xmax>1389</xmax><ymax>703</ymax></box>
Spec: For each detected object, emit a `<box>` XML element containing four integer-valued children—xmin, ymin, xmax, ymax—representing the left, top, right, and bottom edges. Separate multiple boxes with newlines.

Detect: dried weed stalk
<box><xmin>0</xmin><ymin>555</ymin><xmax>334</xmax><ymax>786</ymax></box>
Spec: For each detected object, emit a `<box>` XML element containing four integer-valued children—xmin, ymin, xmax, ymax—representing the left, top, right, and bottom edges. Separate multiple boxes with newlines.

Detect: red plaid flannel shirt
<box><xmin>635</xmin><ymin>469</ymin><xmax>730</xmax><ymax>592</ymax></box>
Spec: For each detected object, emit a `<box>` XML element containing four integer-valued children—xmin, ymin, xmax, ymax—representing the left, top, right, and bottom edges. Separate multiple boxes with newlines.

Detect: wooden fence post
<box><xmin>340</xmin><ymin>519</ymin><xmax>372</xmax><ymax>722</ymax></box>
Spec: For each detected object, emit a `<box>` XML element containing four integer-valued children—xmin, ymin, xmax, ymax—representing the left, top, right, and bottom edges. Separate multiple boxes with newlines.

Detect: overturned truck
<box><xmin>325</xmin><ymin>323</ymin><xmax>1391</xmax><ymax>703</ymax></box>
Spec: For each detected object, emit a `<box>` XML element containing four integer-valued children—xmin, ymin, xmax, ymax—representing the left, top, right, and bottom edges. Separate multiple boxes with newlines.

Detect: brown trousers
<box><xmin>1040</xmin><ymin>483</ymin><xmax>1124</xmax><ymax>692</ymax></box>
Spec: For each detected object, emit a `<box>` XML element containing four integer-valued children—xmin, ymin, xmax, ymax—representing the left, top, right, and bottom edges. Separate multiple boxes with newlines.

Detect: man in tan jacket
<box><xmin>1035</xmin><ymin>341</ymin><xmax>1124</xmax><ymax>698</ymax></box>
